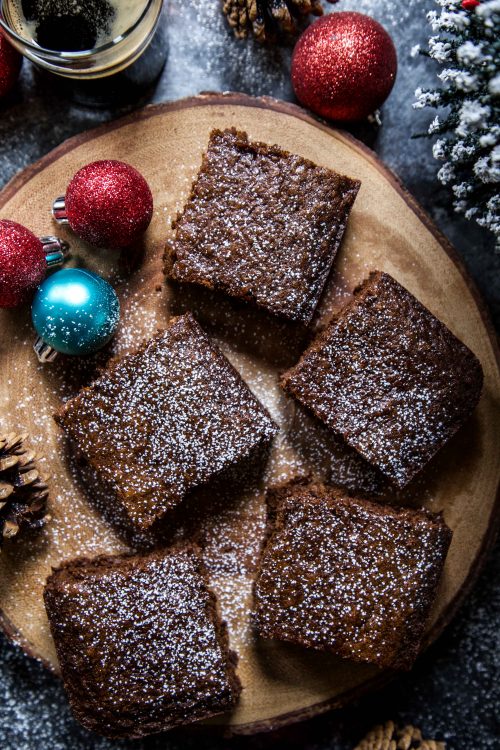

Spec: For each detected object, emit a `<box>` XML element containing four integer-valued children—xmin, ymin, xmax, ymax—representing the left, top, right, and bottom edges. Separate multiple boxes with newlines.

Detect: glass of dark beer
<box><xmin>0</xmin><ymin>0</ymin><xmax>167</xmax><ymax>105</ymax></box>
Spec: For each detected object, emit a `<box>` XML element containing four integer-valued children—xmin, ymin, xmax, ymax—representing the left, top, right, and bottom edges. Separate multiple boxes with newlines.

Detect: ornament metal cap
<box><xmin>40</xmin><ymin>236</ymin><xmax>69</xmax><ymax>268</ymax></box>
<box><xmin>52</xmin><ymin>196</ymin><xmax>68</xmax><ymax>225</ymax></box>
<box><xmin>33</xmin><ymin>336</ymin><xmax>58</xmax><ymax>364</ymax></box>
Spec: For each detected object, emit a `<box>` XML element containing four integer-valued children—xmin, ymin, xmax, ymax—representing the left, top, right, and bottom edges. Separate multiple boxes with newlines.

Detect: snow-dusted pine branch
<box><xmin>413</xmin><ymin>0</ymin><xmax>499</xmax><ymax>250</ymax></box>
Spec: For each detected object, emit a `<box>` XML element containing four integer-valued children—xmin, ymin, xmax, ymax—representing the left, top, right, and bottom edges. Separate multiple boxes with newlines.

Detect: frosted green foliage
<box><xmin>414</xmin><ymin>0</ymin><xmax>499</xmax><ymax>250</ymax></box>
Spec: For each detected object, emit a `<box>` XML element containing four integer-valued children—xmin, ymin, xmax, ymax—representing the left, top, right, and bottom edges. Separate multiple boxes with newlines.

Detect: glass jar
<box><xmin>0</xmin><ymin>0</ymin><xmax>167</xmax><ymax>105</ymax></box>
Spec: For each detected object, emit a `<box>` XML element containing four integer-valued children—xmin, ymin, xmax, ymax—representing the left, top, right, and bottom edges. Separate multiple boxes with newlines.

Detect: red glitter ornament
<box><xmin>291</xmin><ymin>12</ymin><xmax>397</xmax><ymax>122</ymax></box>
<box><xmin>61</xmin><ymin>160</ymin><xmax>153</xmax><ymax>249</ymax></box>
<box><xmin>461</xmin><ymin>0</ymin><xmax>480</xmax><ymax>9</ymax></box>
<box><xmin>0</xmin><ymin>33</ymin><xmax>22</xmax><ymax>99</ymax></box>
<box><xmin>0</xmin><ymin>220</ymin><xmax>46</xmax><ymax>308</ymax></box>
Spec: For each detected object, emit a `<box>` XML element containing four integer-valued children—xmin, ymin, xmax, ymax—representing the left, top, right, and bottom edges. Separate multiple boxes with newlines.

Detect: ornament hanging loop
<box><xmin>33</xmin><ymin>336</ymin><xmax>58</xmax><ymax>364</ymax></box>
<box><xmin>52</xmin><ymin>196</ymin><xmax>68</xmax><ymax>225</ymax></box>
<box><xmin>40</xmin><ymin>236</ymin><xmax>70</xmax><ymax>268</ymax></box>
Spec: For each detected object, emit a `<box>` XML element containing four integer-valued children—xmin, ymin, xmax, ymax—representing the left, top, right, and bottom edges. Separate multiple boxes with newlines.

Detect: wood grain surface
<box><xmin>0</xmin><ymin>93</ymin><xmax>499</xmax><ymax>734</ymax></box>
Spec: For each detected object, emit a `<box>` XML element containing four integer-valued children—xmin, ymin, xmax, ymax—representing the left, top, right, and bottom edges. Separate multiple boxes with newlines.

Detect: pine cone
<box><xmin>222</xmin><ymin>0</ymin><xmax>327</xmax><ymax>42</ymax></box>
<box><xmin>0</xmin><ymin>432</ymin><xmax>50</xmax><ymax>546</ymax></box>
<box><xmin>355</xmin><ymin>721</ymin><xmax>446</xmax><ymax>750</ymax></box>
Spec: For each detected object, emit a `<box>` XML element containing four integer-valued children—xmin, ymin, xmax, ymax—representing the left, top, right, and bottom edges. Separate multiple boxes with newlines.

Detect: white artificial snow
<box><xmin>415</xmin><ymin>0</ymin><xmax>499</xmax><ymax>247</ymax></box>
<box><xmin>456</xmin><ymin>40</ymin><xmax>484</xmax><ymax>63</ymax></box>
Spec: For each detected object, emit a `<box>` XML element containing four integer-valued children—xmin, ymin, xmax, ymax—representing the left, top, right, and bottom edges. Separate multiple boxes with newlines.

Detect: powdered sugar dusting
<box><xmin>44</xmin><ymin>547</ymin><xmax>239</xmax><ymax>736</ymax></box>
<box><xmin>213</xmin><ymin>574</ymin><xmax>255</xmax><ymax>658</ymax></box>
<box><xmin>56</xmin><ymin>314</ymin><xmax>277</xmax><ymax>532</ymax></box>
<box><xmin>253</xmin><ymin>484</ymin><xmax>452</xmax><ymax>669</ymax></box>
<box><xmin>282</xmin><ymin>271</ymin><xmax>483</xmax><ymax>488</ymax></box>
<box><xmin>168</xmin><ymin>129</ymin><xmax>360</xmax><ymax>323</ymax></box>
<box><xmin>0</xmin><ymin>318</ymin><xmax>126</xmax><ymax>652</ymax></box>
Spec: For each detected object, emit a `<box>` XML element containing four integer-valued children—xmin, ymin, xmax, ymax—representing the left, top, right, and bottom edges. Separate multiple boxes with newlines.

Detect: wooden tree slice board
<box><xmin>0</xmin><ymin>93</ymin><xmax>499</xmax><ymax>735</ymax></box>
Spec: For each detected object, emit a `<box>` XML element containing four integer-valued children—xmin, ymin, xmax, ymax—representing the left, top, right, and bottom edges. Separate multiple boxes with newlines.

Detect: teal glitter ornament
<box><xmin>32</xmin><ymin>268</ymin><xmax>120</xmax><ymax>362</ymax></box>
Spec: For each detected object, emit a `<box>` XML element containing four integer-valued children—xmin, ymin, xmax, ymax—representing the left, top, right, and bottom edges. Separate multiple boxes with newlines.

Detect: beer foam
<box><xmin>108</xmin><ymin>0</ymin><xmax>149</xmax><ymax>42</ymax></box>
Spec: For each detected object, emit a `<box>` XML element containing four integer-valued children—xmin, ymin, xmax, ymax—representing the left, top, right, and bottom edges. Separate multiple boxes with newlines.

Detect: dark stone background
<box><xmin>0</xmin><ymin>2</ymin><xmax>498</xmax><ymax>749</ymax></box>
